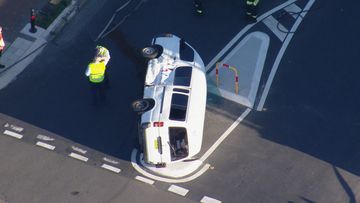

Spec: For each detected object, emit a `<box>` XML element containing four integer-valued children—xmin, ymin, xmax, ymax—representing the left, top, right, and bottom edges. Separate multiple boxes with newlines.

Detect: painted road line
<box><xmin>101</xmin><ymin>164</ymin><xmax>121</xmax><ymax>173</ymax></box>
<box><xmin>36</xmin><ymin>141</ymin><xmax>55</xmax><ymax>150</ymax></box>
<box><xmin>201</xmin><ymin>196</ymin><xmax>222</xmax><ymax>203</ymax></box>
<box><xmin>257</xmin><ymin>0</ymin><xmax>316</xmax><ymax>111</ymax></box>
<box><xmin>205</xmin><ymin>0</ymin><xmax>297</xmax><ymax>72</ymax></box>
<box><xmin>3</xmin><ymin>130</ymin><xmax>23</xmax><ymax>139</ymax></box>
<box><xmin>69</xmin><ymin>152</ymin><xmax>89</xmax><ymax>162</ymax></box>
<box><xmin>200</xmin><ymin>108</ymin><xmax>251</xmax><ymax>162</ymax></box>
<box><xmin>284</xmin><ymin>3</ymin><xmax>302</xmax><ymax>19</ymax></box>
<box><xmin>262</xmin><ymin>15</ymin><xmax>288</xmax><ymax>42</ymax></box>
<box><xmin>96</xmin><ymin>0</ymin><xmax>132</xmax><ymax>41</ymax></box>
<box><xmin>135</xmin><ymin>175</ymin><xmax>155</xmax><ymax>185</ymax></box>
<box><xmin>168</xmin><ymin>185</ymin><xmax>189</xmax><ymax>196</ymax></box>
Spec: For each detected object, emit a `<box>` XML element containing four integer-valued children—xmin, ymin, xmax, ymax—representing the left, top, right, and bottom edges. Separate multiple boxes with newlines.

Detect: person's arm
<box><xmin>85</xmin><ymin>66</ymin><xmax>90</xmax><ymax>76</ymax></box>
<box><xmin>104</xmin><ymin>50</ymin><xmax>110</xmax><ymax>66</ymax></box>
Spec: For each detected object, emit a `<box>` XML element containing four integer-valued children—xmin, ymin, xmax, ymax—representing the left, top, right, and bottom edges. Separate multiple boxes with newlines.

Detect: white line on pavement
<box><xmin>200</xmin><ymin>108</ymin><xmax>251</xmax><ymax>162</ymax></box>
<box><xmin>262</xmin><ymin>15</ymin><xmax>288</xmax><ymax>42</ymax></box>
<box><xmin>201</xmin><ymin>196</ymin><xmax>222</xmax><ymax>203</ymax></box>
<box><xmin>257</xmin><ymin>0</ymin><xmax>316</xmax><ymax>111</ymax></box>
<box><xmin>69</xmin><ymin>152</ymin><xmax>89</xmax><ymax>162</ymax></box>
<box><xmin>284</xmin><ymin>3</ymin><xmax>302</xmax><ymax>19</ymax></box>
<box><xmin>36</xmin><ymin>141</ymin><xmax>56</xmax><ymax>150</ymax></box>
<box><xmin>205</xmin><ymin>0</ymin><xmax>297</xmax><ymax>72</ymax></box>
<box><xmin>3</xmin><ymin>130</ymin><xmax>23</xmax><ymax>139</ymax></box>
<box><xmin>135</xmin><ymin>175</ymin><xmax>155</xmax><ymax>185</ymax></box>
<box><xmin>168</xmin><ymin>185</ymin><xmax>189</xmax><ymax>196</ymax></box>
<box><xmin>96</xmin><ymin>0</ymin><xmax>132</xmax><ymax>41</ymax></box>
<box><xmin>101</xmin><ymin>164</ymin><xmax>121</xmax><ymax>173</ymax></box>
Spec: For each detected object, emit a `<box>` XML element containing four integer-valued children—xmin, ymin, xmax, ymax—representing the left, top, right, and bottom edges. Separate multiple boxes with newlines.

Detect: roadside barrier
<box><xmin>215</xmin><ymin>62</ymin><xmax>239</xmax><ymax>94</ymax></box>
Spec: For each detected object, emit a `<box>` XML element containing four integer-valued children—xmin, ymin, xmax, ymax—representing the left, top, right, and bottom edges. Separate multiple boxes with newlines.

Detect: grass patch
<box><xmin>37</xmin><ymin>0</ymin><xmax>72</xmax><ymax>29</ymax></box>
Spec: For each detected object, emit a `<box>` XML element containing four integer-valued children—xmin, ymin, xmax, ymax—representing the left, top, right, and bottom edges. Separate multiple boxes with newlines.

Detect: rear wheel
<box><xmin>131</xmin><ymin>98</ymin><xmax>155</xmax><ymax>113</ymax></box>
<box><xmin>141</xmin><ymin>45</ymin><xmax>163</xmax><ymax>59</ymax></box>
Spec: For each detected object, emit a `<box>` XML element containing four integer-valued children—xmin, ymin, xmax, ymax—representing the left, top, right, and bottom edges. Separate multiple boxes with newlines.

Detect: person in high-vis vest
<box><xmin>246</xmin><ymin>0</ymin><xmax>259</xmax><ymax>20</ymax></box>
<box><xmin>0</xmin><ymin>26</ymin><xmax>5</xmax><ymax>68</ymax></box>
<box><xmin>194</xmin><ymin>0</ymin><xmax>203</xmax><ymax>14</ymax></box>
<box><xmin>85</xmin><ymin>46</ymin><xmax>111</xmax><ymax>103</ymax></box>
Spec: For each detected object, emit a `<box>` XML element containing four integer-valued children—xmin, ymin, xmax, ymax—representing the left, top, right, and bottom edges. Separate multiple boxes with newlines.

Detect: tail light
<box><xmin>153</xmin><ymin>122</ymin><xmax>164</xmax><ymax>127</ymax></box>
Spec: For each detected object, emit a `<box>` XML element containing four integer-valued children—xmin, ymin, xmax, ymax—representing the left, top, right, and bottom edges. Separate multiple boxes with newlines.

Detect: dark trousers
<box><xmin>0</xmin><ymin>50</ymin><xmax>4</xmax><ymax>68</ymax></box>
<box><xmin>194</xmin><ymin>0</ymin><xmax>203</xmax><ymax>11</ymax></box>
<box><xmin>89</xmin><ymin>75</ymin><xmax>109</xmax><ymax>104</ymax></box>
<box><xmin>246</xmin><ymin>4</ymin><xmax>258</xmax><ymax>18</ymax></box>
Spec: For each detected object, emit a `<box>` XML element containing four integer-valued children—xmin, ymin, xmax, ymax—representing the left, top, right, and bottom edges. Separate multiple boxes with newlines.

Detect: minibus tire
<box><xmin>132</xmin><ymin>99</ymin><xmax>155</xmax><ymax>113</ymax></box>
<box><xmin>141</xmin><ymin>45</ymin><xmax>163</xmax><ymax>59</ymax></box>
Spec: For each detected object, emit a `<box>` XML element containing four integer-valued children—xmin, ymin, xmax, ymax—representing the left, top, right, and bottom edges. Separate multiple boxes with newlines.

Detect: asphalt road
<box><xmin>0</xmin><ymin>0</ymin><xmax>360</xmax><ymax>202</ymax></box>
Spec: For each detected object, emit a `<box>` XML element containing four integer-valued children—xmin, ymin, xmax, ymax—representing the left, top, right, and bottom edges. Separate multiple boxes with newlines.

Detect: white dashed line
<box><xmin>135</xmin><ymin>175</ymin><xmax>155</xmax><ymax>185</ymax></box>
<box><xmin>36</xmin><ymin>141</ymin><xmax>55</xmax><ymax>150</ymax></box>
<box><xmin>69</xmin><ymin>152</ymin><xmax>88</xmax><ymax>162</ymax></box>
<box><xmin>262</xmin><ymin>15</ymin><xmax>288</xmax><ymax>41</ymax></box>
<box><xmin>168</xmin><ymin>185</ymin><xmax>189</xmax><ymax>196</ymax></box>
<box><xmin>3</xmin><ymin>130</ymin><xmax>23</xmax><ymax>139</ymax></box>
<box><xmin>201</xmin><ymin>196</ymin><xmax>222</xmax><ymax>203</ymax></box>
<box><xmin>101</xmin><ymin>164</ymin><xmax>121</xmax><ymax>173</ymax></box>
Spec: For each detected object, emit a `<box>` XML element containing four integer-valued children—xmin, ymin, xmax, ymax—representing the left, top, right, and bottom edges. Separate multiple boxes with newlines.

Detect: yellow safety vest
<box><xmin>0</xmin><ymin>34</ymin><xmax>5</xmax><ymax>49</ymax></box>
<box><xmin>88</xmin><ymin>62</ymin><xmax>106</xmax><ymax>83</ymax></box>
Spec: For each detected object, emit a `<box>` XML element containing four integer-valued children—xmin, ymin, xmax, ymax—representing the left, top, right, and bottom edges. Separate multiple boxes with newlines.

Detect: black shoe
<box><xmin>196</xmin><ymin>8</ymin><xmax>203</xmax><ymax>14</ymax></box>
<box><xmin>245</xmin><ymin>14</ymin><xmax>257</xmax><ymax>23</ymax></box>
<box><xmin>0</xmin><ymin>64</ymin><xmax>5</xmax><ymax>69</ymax></box>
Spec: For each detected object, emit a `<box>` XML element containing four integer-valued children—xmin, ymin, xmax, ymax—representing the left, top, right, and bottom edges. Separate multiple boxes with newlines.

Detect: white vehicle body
<box><xmin>139</xmin><ymin>34</ymin><xmax>207</xmax><ymax>166</ymax></box>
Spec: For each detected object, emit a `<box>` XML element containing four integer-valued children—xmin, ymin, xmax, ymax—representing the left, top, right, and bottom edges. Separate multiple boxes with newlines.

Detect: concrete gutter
<box><xmin>0</xmin><ymin>0</ymin><xmax>89</xmax><ymax>89</ymax></box>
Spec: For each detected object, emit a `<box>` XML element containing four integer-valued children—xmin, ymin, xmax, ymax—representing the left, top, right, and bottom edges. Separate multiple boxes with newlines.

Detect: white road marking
<box><xmin>69</xmin><ymin>152</ymin><xmax>88</xmax><ymax>162</ymax></box>
<box><xmin>257</xmin><ymin>0</ymin><xmax>316</xmax><ymax>111</ymax></box>
<box><xmin>3</xmin><ymin>130</ymin><xmax>23</xmax><ymax>139</ymax></box>
<box><xmin>36</xmin><ymin>134</ymin><xmax>55</xmax><ymax>141</ymax></box>
<box><xmin>96</xmin><ymin>0</ymin><xmax>132</xmax><ymax>41</ymax></box>
<box><xmin>4</xmin><ymin>123</ymin><xmax>24</xmax><ymax>132</ymax></box>
<box><xmin>168</xmin><ymin>185</ymin><xmax>189</xmax><ymax>196</ymax></box>
<box><xmin>262</xmin><ymin>15</ymin><xmax>288</xmax><ymax>41</ymax></box>
<box><xmin>200</xmin><ymin>108</ymin><xmax>251</xmax><ymax>162</ymax></box>
<box><xmin>205</xmin><ymin>0</ymin><xmax>297</xmax><ymax>71</ymax></box>
<box><xmin>201</xmin><ymin>196</ymin><xmax>222</xmax><ymax>203</ymax></box>
<box><xmin>101</xmin><ymin>164</ymin><xmax>121</xmax><ymax>173</ymax></box>
<box><xmin>135</xmin><ymin>175</ymin><xmax>155</xmax><ymax>185</ymax></box>
<box><xmin>284</xmin><ymin>3</ymin><xmax>302</xmax><ymax>19</ymax></box>
<box><xmin>131</xmin><ymin>149</ymin><xmax>211</xmax><ymax>183</ymax></box>
<box><xmin>36</xmin><ymin>141</ymin><xmax>55</xmax><ymax>150</ymax></box>
<box><xmin>71</xmin><ymin>146</ymin><xmax>87</xmax><ymax>154</ymax></box>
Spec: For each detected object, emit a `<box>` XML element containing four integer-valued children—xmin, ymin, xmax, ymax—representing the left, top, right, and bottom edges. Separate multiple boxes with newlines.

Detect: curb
<box><xmin>46</xmin><ymin>0</ymin><xmax>89</xmax><ymax>40</ymax></box>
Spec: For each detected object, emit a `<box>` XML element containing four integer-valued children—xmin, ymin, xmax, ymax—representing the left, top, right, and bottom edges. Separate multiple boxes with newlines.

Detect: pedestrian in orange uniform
<box><xmin>0</xmin><ymin>26</ymin><xmax>5</xmax><ymax>68</ymax></box>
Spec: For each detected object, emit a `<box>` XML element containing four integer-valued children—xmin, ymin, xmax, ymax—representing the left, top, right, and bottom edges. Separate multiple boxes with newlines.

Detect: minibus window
<box><xmin>179</xmin><ymin>40</ymin><xmax>194</xmax><ymax>62</ymax></box>
<box><xmin>169</xmin><ymin>127</ymin><xmax>189</xmax><ymax>161</ymax></box>
<box><xmin>169</xmin><ymin>93</ymin><xmax>188</xmax><ymax>121</ymax></box>
<box><xmin>174</xmin><ymin>66</ymin><xmax>192</xmax><ymax>87</ymax></box>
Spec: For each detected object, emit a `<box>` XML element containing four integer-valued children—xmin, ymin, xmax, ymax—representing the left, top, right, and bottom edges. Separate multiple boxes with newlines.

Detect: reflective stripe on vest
<box><xmin>246</xmin><ymin>0</ymin><xmax>259</xmax><ymax>6</ymax></box>
<box><xmin>88</xmin><ymin>62</ymin><xmax>106</xmax><ymax>83</ymax></box>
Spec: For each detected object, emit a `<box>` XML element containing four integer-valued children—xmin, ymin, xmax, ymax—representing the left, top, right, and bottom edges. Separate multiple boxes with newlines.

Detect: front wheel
<box><xmin>141</xmin><ymin>45</ymin><xmax>163</xmax><ymax>59</ymax></box>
